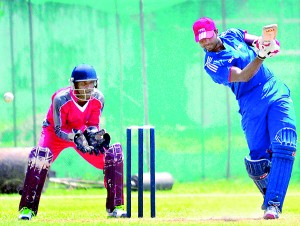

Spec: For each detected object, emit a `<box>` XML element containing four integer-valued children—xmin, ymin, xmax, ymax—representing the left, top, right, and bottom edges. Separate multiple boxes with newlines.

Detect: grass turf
<box><xmin>1</xmin><ymin>179</ymin><xmax>300</xmax><ymax>225</ymax></box>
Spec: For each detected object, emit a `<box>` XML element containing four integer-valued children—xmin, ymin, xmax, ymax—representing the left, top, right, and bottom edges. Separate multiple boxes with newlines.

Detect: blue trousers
<box><xmin>239</xmin><ymin>78</ymin><xmax>296</xmax><ymax>160</ymax></box>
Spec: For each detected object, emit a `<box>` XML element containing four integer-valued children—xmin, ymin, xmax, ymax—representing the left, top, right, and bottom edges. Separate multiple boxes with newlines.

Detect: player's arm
<box><xmin>230</xmin><ymin>32</ymin><xmax>265</xmax><ymax>82</ymax></box>
<box><xmin>231</xmin><ymin>36</ymin><xmax>280</xmax><ymax>82</ymax></box>
<box><xmin>229</xmin><ymin>58</ymin><xmax>264</xmax><ymax>82</ymax></box>
<box><xmin>230</xmin><ymin>39</ymin><xmax>280</xmax><ymax>83</ymax></box>
<box><xmin>244</xmin><ymin>33</ymin><xmax>259</xmax><ymax>46</ymax></box>
<box><xmin>52</xmin><ymin>96</ymin><xmax>72</xmax><ymax>141</ymax></box>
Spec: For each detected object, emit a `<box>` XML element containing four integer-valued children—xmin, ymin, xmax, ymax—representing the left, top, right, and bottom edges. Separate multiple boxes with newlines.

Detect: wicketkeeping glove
<box><xmin>72</xmin><ymin>129</ymin><xmax>94</xmax><ymax>154</ymax></box>
<box><xmin>84</xmin><ymin>126</ymin><xmax>111</xmax><ymax>155</ymax></box>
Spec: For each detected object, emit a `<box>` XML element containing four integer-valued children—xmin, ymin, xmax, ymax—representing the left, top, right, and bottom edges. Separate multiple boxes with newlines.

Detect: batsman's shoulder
<box><xmin>220</xmin><ymin>28</ymin><xmax>244</xmax><ymax>39</ymax></box>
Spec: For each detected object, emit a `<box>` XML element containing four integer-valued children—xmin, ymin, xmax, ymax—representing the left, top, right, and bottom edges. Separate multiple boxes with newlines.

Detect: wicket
<box><xmin>126</xmin><ymin>125</ymin><xmax>156</xmax><ymax>218</ymax></box>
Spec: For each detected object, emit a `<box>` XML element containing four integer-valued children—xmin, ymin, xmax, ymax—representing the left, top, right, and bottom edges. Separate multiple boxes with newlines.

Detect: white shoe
<box><xmin>263</xmin><ymin>205</ymin><xmax>280</xmax><ymax>219</ymax></box>
<box><xmin>107</xmin><ymin>206</ymin><xmax>127</xmax><ymax>218</ymax></box>
<box><xmin>18</xmin><ymin>207</ymin><xmax>35</xmax><ymax>220</ymax></box>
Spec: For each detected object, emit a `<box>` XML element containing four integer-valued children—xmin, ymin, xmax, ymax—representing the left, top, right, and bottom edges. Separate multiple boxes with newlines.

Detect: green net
<box><xmin>0</xmin><ymin>0</ymin><xmax>299</xmax><ymax>182</ymax></box>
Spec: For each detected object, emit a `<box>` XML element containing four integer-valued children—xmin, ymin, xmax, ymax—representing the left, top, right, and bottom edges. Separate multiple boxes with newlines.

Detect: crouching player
<box><xmin>18</xmin><ymin>64</ymin><xmax>126</xmax><ymax>220</ymax></box>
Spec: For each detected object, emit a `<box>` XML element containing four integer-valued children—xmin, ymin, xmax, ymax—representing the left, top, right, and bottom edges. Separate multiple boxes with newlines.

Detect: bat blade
<box><xmin>262</xmin><ymin>24</ymin><xmax>278</xmax><ymax>42</ymax></box>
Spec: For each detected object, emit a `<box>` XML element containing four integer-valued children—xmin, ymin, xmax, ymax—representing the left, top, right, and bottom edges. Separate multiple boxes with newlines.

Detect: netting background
<box><xmin>0</xmin><ymin>0</ymin><xmax>299</xmax><ymax>182</ymax></box>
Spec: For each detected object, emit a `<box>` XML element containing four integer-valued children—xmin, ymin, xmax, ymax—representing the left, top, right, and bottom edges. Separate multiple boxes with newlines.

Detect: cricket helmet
<box><xmin>69</xmin><ymin>64</ymin><xmax>98</xmax><ymax>101</ymax></box>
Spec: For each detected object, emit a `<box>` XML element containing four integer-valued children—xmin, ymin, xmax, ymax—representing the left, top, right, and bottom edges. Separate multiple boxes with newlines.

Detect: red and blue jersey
<box><xmin>44</xmin><ymin>86</ymin><xmax>104</xmax><ymax>141</ymax></box>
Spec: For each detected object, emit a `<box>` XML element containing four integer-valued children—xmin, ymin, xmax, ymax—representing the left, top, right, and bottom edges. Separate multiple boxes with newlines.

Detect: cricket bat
<box><xmin>262</xmin><ymin>24</ymin><xmax>278</xmax><ymax>43</ymax></box>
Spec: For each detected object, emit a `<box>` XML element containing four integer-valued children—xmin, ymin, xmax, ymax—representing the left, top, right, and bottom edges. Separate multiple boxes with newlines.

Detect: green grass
<box><xmin>1</xmin><ymin>180</ymin><xmax>300</xmax><ymax>225</ymax></box>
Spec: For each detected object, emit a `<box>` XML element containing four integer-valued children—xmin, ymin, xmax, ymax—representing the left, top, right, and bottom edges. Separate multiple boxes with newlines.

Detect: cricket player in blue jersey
<box><xmin>192</xmin><ymin>17</ymin><xmax>297</xmax><ymax>220</ymax></box>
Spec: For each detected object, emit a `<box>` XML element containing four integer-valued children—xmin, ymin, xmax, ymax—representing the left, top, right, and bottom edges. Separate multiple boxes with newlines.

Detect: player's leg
<box><xmin>244</xmin><ymin>157</ymin><xmax>271</xmax><ymax>196</ymax></box>
<box><xmin>76</xmin><ymin>138</ymin><xmax>126</xmax><ymax>218</ymax></box>
<box><xmin>18</xmin><ymin>128</ymin><xmax>66</xmax><ymax>220</ymax></box>
<box><xmin>263</xmin><ymin>127</ymin><xmax>296</xmax><ymax>219</ymax></box>
<box><xmin>242</xmin><ymin>96</ymin><xmax>272</xmax><ymax>195</ymax></box>
<box><xmin>262</xmin><ymin>96</ymin><xmax>297</xmax><ymax>219</ymax></box>
<box><xmin>79</xmin><ymin>127</ymin><xmax>125</xmax><ymax>217</ymax></box>
<box><xmin>18</xmin><ymin>146</ymin><xmax>53</xmax><ymax>220</ymax></box>
<box><xmin>243</xmin><ymin>93</ymin><xmax>297</xmax><ymax>219</ymax></box>
<box><xmin>104</xmin><ymin>143</ymin><xmax>126</xmax><ymax>218</ymax></box>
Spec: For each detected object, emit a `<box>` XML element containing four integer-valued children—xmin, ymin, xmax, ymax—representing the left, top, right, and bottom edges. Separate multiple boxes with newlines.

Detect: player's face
<box><xmin>198</xmin><ymin>31</ymin><xmax>219</xmax><ymax>52</ymax></box>
<box><xmin>74</xmin><ymin>81</ymin><xmax>95</xmax><ymax>100</ymax></box>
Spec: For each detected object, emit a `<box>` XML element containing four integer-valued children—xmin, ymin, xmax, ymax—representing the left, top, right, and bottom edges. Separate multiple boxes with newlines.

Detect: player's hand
<box><xmin>254</xmin><ymin>36</ymin><xmax>269</xmax><ymax>60</ymax></box>
<box><xmin>257</xmin><ymin>47</ymin><xmax>269</xmax><ymax>60</ymax></box>
<box><xmin>264</xmin><ymin>39</ymin><xmax>280</xmax><ymax>57</ymax></box>
<box><xmin>97</xmin><ymin>132</ymin><xmax>111</xmax><ymax>154</ymax></box>
<box><xmin>253</xmin><ymin>36</ymin><xmax>265</xmax><ymax>51</ymax></box>
<box><xmin>73</xmin><ymin>129</ymin><xmax>94</xmax><ymax>154</ymax></box>
<box><xmin>253</xmin><ymin>36</ymin><xmax>276</xmax><ymax>50</ymax></box>
<box><xmin>257</xmin><ymin>39</ymin><xmax>280</xmax><ymax>60</ymax></box>
<box><xmin>84</xmin><ymin>127</ymin><xmax>111</xmax><ymax>155</ymax></box>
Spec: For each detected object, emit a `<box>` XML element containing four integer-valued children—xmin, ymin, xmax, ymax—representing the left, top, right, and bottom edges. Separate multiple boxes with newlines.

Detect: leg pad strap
<box><xmin>244</xmin><ymin>157</ymin><xmax>271</xmax><ymax>195</ymax></box>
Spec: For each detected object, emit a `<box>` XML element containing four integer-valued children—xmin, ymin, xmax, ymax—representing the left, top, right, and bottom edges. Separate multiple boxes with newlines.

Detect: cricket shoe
<box><xmin>263</xmin><ymin>202</ymin><xmax>280</xmax><ymax>220</ymax></box>
<box><xmin>18</xmin><ymin>207</ymin><xmax>35</xmax><ymax>220</ymax></box>
<box><xmin>107</xmin><ymin>205</ymin><xmax>127</xmax><ymax>218</ymax></box>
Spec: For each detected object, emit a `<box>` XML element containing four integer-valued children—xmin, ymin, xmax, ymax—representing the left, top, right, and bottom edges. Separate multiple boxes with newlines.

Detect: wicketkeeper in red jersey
<box><xmin>18</xmin><ymin>64</ymin><xmax>126</xmax><ymax>220</ymax></box>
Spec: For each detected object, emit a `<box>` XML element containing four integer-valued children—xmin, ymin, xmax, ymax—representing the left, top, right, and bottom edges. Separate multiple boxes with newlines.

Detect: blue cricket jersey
<box><xmin>202</xmin><ymin>28</ymin><xmax>296</xmax><ymax>160</ymax></box>
<box><xmin>203</xmin><ymin>28</ymin><xmax>273</xmax><ymax>100</ymax></box>
<box><xmin>201</xmin><ymin>28</ymin><xmax>297</xmax><ymax>211</ymax></box>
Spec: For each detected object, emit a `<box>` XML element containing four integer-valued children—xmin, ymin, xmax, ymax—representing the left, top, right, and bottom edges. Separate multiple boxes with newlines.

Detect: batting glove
<box><xmin>264</xmin><ymin>39</ymin><xmax>280</xmax><ymax>57</ymax></box>
<box><xmin>252</xmin><ymin>36</ymin><xmax>263</xmax><ymax>50</ymax></box>
<box><xmin>252</xmin><ymin>36</ymin><xmax>276</xmax><ymax>50</ymax></box>
<box><xmin>257</xmin><ymin>49</ymin><xmax>267</xmax><ymax>60</ymax></box>
<box><xmin>252</xmin><ymin>36</ymin><xmax>275</xmax><ymax>51</ymax></box>
<box><xmin>256</xmin><ymin>39</ymin><xmax>280</xmax><ymax>60</ymax></box>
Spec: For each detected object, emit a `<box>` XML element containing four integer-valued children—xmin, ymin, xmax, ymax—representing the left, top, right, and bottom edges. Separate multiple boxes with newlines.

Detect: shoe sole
<box><xmin>107</xmin><ymin>213</ymin><xmax>127</xmax><ymax>218</ymax></box>
<box><xmin>19</xmin><ymin>217</ymin><xmax>31</xmax><ymax>220</ymax></box>
<box><xmin>264</xmin><ymin>213</ymin><xmax>278</xmax><ymax>220</ymax></box>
